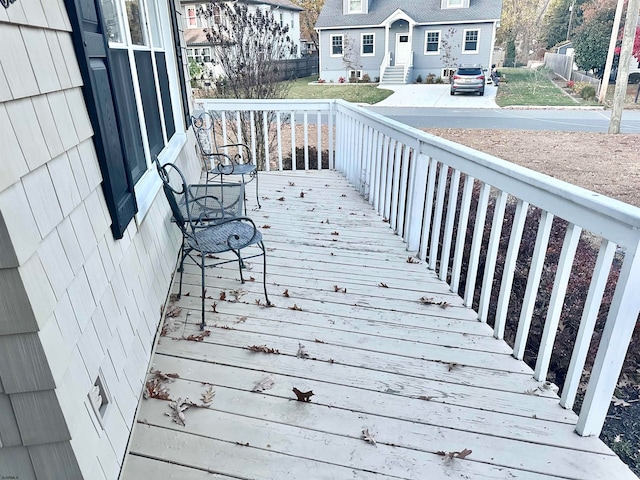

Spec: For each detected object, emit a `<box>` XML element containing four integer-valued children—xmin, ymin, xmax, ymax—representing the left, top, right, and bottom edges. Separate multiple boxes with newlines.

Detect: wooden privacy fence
<box><xmin>199</xmin><ymin>98</ymin><xmax>640</xmax><ymax>437</ymax></box>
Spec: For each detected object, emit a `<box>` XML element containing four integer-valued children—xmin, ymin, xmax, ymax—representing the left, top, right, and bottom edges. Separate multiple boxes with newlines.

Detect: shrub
<box><xmin>348</xmin><ymin>76</ymin><xmax>358</xmax><ymax>83</ymax></box>
<box><xmin>416</xmin><ymin>74</ymin><xmax>423</xmax><ymax>83</ymax></box>
<box><xmin>426</xmin><ymin>73</ymin><xmax>436</xmax><ymax>84</ymax></box>
<box><xmin>338</xmin><ymin>76</ymin><xmax>346</xmax><ymax>83</ymax></box>
<box><xmin>435</xmin><ymin>76</ymin><xmax>445</xmax><ymax>84</ymax></box>
<box><xmin>566</xmin><ymin>81</ymin><xmax>575</xmax><ymax>89</ymax></box>
<box><xmin>629</xmin><ymin>72</ymin><xmax>640</xmax><ymax>84</ymax></box>
<box><xmin>317</xmin><ymin>78</ymin><xmax>325</xmax><ymax>83</ymax></box>
<box><xmin>360</xmin><ymin>73</ymin><xmax>371</xmax><ymax>83</ymax></box>
<box><xmin>572</xmin><ymin>81</ymin><xmax>591</xmax><ymax>94</ymax></box>
<box><xmin>374</xmin><ymin>76</ymin><xmax>380</xmax><ymax>83</ymax></box>
<box><xmin>580</xmin><ymin>85</ymin><xmax>596</xmax><ymax>100</ymax></box>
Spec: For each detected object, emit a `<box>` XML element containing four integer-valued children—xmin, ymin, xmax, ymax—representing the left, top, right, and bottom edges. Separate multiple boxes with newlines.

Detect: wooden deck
<box><xmin>120</xmin><ymin>171</ymin><xmax>636</xmax><ymax>480</ymax></box>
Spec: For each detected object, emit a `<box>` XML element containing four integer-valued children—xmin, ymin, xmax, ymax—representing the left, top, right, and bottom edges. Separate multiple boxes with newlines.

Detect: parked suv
<box><xmin>450</xmin><ymin>64</ymin><xmax>486</xmax><ymax>96</ymax></box>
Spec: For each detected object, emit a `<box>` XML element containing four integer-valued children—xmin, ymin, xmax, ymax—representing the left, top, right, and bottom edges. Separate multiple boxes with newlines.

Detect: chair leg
<box><xmin>261</xmin><ymin>242</ymin><xmax>271</xmax><ymax>305</ymax></box>
<box><xmin>234</xmin><ymin>249</ymin><xmax>245</xmax><ymax>283</ymax></box>
<box><xmin>255</xmin><ymin>171</ymin><xmax>261</xmax><ymax>209</ymax></box>
<box><xmin>177</xmin><ymin>239</ymin><xmax>187</xmax><ymax>298</ymax></box>
<box><xmin>200</xmin><ymin>253</ymin><xmax>206</xmax><ymax>331</ymax></box>
<box><xmin>241</xmin><ymin>174</ymin><xmax>248</xmax><ymax>214</ymax></box>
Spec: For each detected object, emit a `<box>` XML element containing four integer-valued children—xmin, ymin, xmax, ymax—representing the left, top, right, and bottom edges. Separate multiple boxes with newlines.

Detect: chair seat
<box><xmin>178</xmin><ymin>184</ymin><xmax>243</xmax><ymax>222</ymax></box>
<box><xmin>211</xmin><ymin>163</ymin><xmax>257</xmax><ymax>176</ymax></box>
<box><xmin>189</xmin><ymin>221</ymin><xmax>262</xmax><ymax>254</ymax></box>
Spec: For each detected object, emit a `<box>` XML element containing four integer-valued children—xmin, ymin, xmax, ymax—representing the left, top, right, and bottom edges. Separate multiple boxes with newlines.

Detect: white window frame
<box><xmin>424</xmin><ymin>30</ymin><xmax>440</xmax><ymax>55</ymax></box>
<box><xmin>446</xmin><ymin>0</ymin><xmax>463</xmax><ymax>7</ymax></box>
<box><xmin>186</xmin><ymin>5</ymin><xmax>197</xmax><ymax>28</ymax></box>
<box><xmin>349</xmin><ymin>69</ymin><xmax>362</xmax><ymax>80</ymax></box>
<box><xmin>462</xmin><ymin>28</ymin><xmax>480</xmax><ymax>54</ymax></box>
<box><xmin>442</xmin><ymin>67</ymin><xmax>455</xmax><ymax>78</ymax></box>
<box><xmin>361</xmin><ymin>33</ymin><xmax>374</xmax><ymax>56</ymax></box>
<box><xmin>331</xmin><ymin>34</ymin><xmax>344</xmax><ymax>57</ymax></box>
<box><xmin>347</xmin><ymin>0</ymin><xmax>363</xmax><ymax>14</ymax></box>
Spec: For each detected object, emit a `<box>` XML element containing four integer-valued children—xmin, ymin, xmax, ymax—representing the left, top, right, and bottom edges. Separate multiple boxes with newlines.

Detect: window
<box><xmin>463</xmin><ymin>29</ymin><xmax>479</xmax><ymax>53</ymax></box>
<box><xmin>349</xmin><ymin>70</ymin><xmax>362</xmax><ymax>80</ymax></box>
<box><xmin>446</xmin><ymin>0</ymin><xmax>463</xmax><ymax>6</ymax></box>
<box><xmin>442</xmin><ymin>67</ymin><xmax>455</xmax><ymax>78</ymax></box>
<box><xmin>361</xmin><ymin>33</ymin><xmax>374</xmax><ymax>56</ymax></box>
<box><xmin>425</xmin><ymin>31</ymin><xmax>440</xmax><ymax>54</ymax></box>
<box><xmin>348</xmin><ymin>0</ymin><xmax>362</xmax><ymax>13</ymax></box>
<box><xmin>187</xmin><ymin>47</ymin><xmax>212</xmax><ymax>63</ymax></box>
<box><xmin>331</xmin><ymin>35</ymin><xmax>343</xmax><ymax>56</ymax></box>
<box><xmin>186</xmin><ymin>5</ymin><xmax>197</xmax><ymax>28</ymax></box>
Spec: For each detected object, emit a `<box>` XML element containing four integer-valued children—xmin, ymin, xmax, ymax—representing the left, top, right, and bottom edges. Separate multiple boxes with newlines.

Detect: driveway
<box><xmin>376</xmin><ymin>83</ymin><xmax>499</xmax><ymax>108</ymax></box>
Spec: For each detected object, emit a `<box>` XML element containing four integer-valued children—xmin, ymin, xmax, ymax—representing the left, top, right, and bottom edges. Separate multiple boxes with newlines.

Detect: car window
<box><xmin>457</xmin><ymin>68</ymin><xmax>482</xmax><ymax>75</ymax></box>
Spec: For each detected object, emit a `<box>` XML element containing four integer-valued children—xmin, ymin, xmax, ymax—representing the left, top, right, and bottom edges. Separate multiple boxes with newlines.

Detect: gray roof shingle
<box><xmin>316</xmin><ymin>0</ymin><xmax>502</xmax><ymax>29</ymax></box>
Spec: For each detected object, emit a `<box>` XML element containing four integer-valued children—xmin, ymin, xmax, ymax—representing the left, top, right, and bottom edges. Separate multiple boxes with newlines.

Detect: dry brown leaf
<box><xmin>300</xmin><ymin>191</ymin><xmax>305</xmax><ymax>198</ymax></box>
<box><xmin>407</xmin><ymin>256</ymin><xmax>420</xmax><ymax>264</ymax></box>
<box><xmin>292</xmin><ymin>387</ymin><xmax>314</xmax><ymax>402</ymax></box>
<box><xmin>447</xmin><ymin>363</ymin><xmax>458</xmax><ymax>372</ymax></box>
<box><xmin>219</xmin><ymin>291</ymin><xmax>227</xmax><ymax>301</ymax></box>
<box><xmin>314</xmin><ymin>339</ymin><xmax>326</xmax><ymax>344</ymax></box>
<box><xmin>361</xmin><ymin>428</ymin><xmax>377</xmax><ymax>445</ymax></box>
<box><xmin>288</xmin><ymin>181</ymin><xmax>295</xmax><ymax>186</ymax></box>
<box><xmin>183</xmin><ymin>330</ymin><xmax>211</xmax><ymax>342</ymax></box>
<box><xmin>211</xmin><ymin>302</ymin><xmax>218</xmax><ymax>313</ymax></box>
<box><xmin>277</xmin><ymin>197</ymin><xmax>285</xmax><ymax>201</ymax></box>
<box><xmin>283</xmin><ymin>289</ymin><xmax>290</xmax><ymax>297</ymax></box>
<box><xmin>378</xmin><ymin>282</ymin><xmax>389</xmax><ymax>288</ymax></box>
<box><xmin>297</xmin><ymin>343</ymin><xmax>309</xmax><ymax>359</ymax></box>
<box><xmin>333</xmin><ymin>285</ymin><xmax>347</xmax><ymax>293</ymax></box>
<box><xmin>262</xmin><ymin>224</ymin><xmax>271</xmax><ymax>228</ymax></box>
<box><xmin>436</xmin><ymin>449</ymin><xmax>472</xmax><ymax>460</ymax></box>
<box><xmin>201</xmin><ymin>386</ymin><xmax>215</xmax><ymax>405</ymax></box>
<box><xmin>165</xmin><ymin>306</ymin><xmax>182</xmax><ymax>318</ymax></box>
<box><xmin>289</xmin><ymin>304</ymin><xmax>303</xmax><ymax>311</ymax></box>
<box><xmin>234</xmin><ymin>316</ymin><xmax>248</xmax><ymax>324</ymax></box>
<box><xmin>247</xmin><ymin>345</ymin><xmax>280</xmax><ymax>354</ymax></box>
<box><xmin>331</xmin><ymin>231</ymin><xmax>339</xmax><ymax>236</ymax></box>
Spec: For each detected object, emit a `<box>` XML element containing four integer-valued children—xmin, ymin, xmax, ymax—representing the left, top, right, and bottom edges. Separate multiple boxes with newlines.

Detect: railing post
<box><xmin>576</xmin><ymin>238</ymin><xmax>640</xmax><ymax>436</ymax></box>
<box><xmin>329</xmin><ymin>101</ymin><xmax>335</xmax><ymax>169</ymax></box>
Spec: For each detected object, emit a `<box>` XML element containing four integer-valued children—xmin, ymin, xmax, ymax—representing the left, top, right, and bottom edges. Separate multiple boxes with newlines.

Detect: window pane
<box><xmin>147</xmin><ymin>0</ymin><xmax>162</xmax><ymax>47</ymax></box>
<box><xmin>101</xmin><ymin>0</ymin><xmax>126</xmax><ymax>44</ymax></box>
<box><xmin>126</xmin><ymin>0</ymin><xmax>148</xmax><ymax>46</ymax></box>
<box><xmin>332</xmin><ymin>36</ymin><xmax>343</xmax><ymax>55</ymax></box>
<box><xmin>362</xmin><ymin>34</ymin><xmax>373</xmax><ymax>54</ymax></box>
<box><xmin>426</xmin><ymin>32</ymin><xmax>439</xmax><ymax>52</ymax></box>
<box><xmin>135</xmin><ymin>50</ymin><xmax>163</xmax><ymax>157</ymax></box>
<box><xmin>349</xmin><ymin>0</ymin><xmax>361</xmax><ymax>12</ymax></box>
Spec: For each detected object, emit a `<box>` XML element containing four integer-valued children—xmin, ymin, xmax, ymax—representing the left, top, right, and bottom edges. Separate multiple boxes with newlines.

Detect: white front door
<box><xmin>395</xmin><ymin>33</ymin><xmax>411</xmax><ymax>65</ymax></box>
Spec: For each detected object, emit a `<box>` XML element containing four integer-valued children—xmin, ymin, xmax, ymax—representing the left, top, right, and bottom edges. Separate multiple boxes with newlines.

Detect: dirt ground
<box><xmin>423</xmin><ymin>129</ymin><xmax>640</xmax><ymax>208</ymax></box>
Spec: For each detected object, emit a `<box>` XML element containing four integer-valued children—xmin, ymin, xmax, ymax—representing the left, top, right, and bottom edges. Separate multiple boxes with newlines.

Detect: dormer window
<box><xmin>347</xmin><ymin>0</ymin><xmax>363</xmax><ymax>13</ymax></box>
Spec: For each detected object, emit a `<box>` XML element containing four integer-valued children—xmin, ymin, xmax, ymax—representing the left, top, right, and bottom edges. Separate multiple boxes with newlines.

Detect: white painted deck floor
<box><xmin>120</xmin><ymin>171</ymin><xmax>636</xmax><ymax>480</ymax></box>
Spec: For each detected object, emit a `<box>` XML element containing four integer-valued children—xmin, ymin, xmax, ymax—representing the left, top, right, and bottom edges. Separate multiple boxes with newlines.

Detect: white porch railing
<box><xmin>199</xmin><ymin>98</ymin><xmax>640</xmax><ymax>438</ymax></box>
<box><xmin>404</xmin><ymin>51</ymin><xmax>414</xmax><ymax>83</ymax></box>
<box><xmin>380</xmin><ymin>51</ymin><xmax>391</xmax><ymax>84</ymax></box>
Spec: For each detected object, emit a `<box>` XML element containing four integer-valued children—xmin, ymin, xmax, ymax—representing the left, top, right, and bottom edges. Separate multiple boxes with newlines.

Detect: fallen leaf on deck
<box><xmin>292</xmin><ymin>387</ymin><xmax>314</xmax><ymax>402</ymax></box>
<box><xmin>297</xmin><ymin>343</ymin><xmax>309</xmax><ymax>359</ymax></box>
<box><xmin>333</xmin><ymin>285</ymin><xmax>347</xmax><ymax>293</ymax></box>
<box><xmin>201</xmin><ymin>386</ymin><xmax>215</xmax><ymax>405</ymax></box>
<box><xmin>229</xmin><ymin>289</ymin><xmax>247</xmax><ymax>301</ymax></box>
<box><xmin>407</xmin><ymin>256</ymin><xmax>420</xmax><ymax>264</ymax></box>
<box><xmin>277</xmin><ymin>197</ymin><xmax>285</xmax><ymax>201</ymax></box>
<box><xmin>331</xmin><ymin>231</ymin><xmax>339</xmax><ymax>236</ymax></box>
<box><xmin>235</xmin><ymin>442</ymin><xmax>250</xmax><ymax>446</ymax></box>
<box><xmin>234</xmin><ymin>316</ymin><xmax>248</xmax><ymax>324</ymax></box>
<box><xmin>612</xmin><ymin>396</ymin><xmax>631</xmax><ymax>407</ymax></box>
<box><xmin>341</xmin><ymin>194</ymin><xmax>347</xmax><ymax>197</ymax></box>
<box><xmin>419</xmin><ymin>297</ymin><xmax>449</xmax><ymax>308</ymax></box>
<box><xmin>300</xmin><ymin>191</ymin><xmax>305</xmax><ymax>198</ymax></box>
<box><xmin>211</xmin><ymin>302</ymin><xmax>218</xmax><ymax>313</ymax></box>
<box><xmin>165</xmin><ymin>306</ymin><xmax>182</xmax><ymax>318</ymax></box>
<box><xmin>447</xmin><ymin>363</ymin><xmax>458</xmax><ymax>372</ymax></box>
<box><xmin>314</xmin><ymin>339</ymin><xmax>326</xmax><ymax>344</ymax></box>
<box><xmin>183</xmin><ymin>330</ymin><xmax>211</xmax><ymax>342</ymax></box>
<box><xmin>252</xmin><ymin>375</ymin><xmax>275</xmax><ymax>392</ymax></box>
<box><xmin>246</xmin><ymin>345</ymin><xmax>280</xmax><ymax>354</ymax></box>
<box><xmin>262</xmin><ymin>224</ymin><xmax>271</xmax><ymax>228</ymax></box>
<box><xmin>283</xmin><ymin>289</ymin><xmax>290</xmax><ymax>297</ymax></box>
<box><xmin>289</xmin><ymin>304</ymin><xmax>303</xmax><ymax>311</ymax></box>
<box><xmin>165</xmin><ymin>397</ymin><xmax>192</xmax><ymax>426</ymax></box>
<box><xmin>219</xmin><ymin>291</ymin><xmax>227</xmax><ymax>301</ymax></box>
<box><xmin>378</xmin><ymin>282</ymin><xmax>389</xmax><ymax>288</ymax></box>
<box><xmin>436</xmin><ymin>448</ymin><xmax>472</xmax><ymax>460</ymax></box>
<box><xmin>361</xmin><ymin>428</ymin><xmax>377</xmax><ymax>445</ymax></box>
<box><xmin>288</xmin><ymin>181</ymin><xmax>295</xmax><ymax>186</ymax></box>
<box><xmin>383</xmin><ymin>217</ymin><xmax>390</xmax><ymax>223</ymax></box>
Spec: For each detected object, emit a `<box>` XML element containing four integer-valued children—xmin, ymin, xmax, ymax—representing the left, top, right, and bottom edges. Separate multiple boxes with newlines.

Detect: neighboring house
<box><xmin>315</xmin><ymin>0</ymin><xmax>503</xmax><ymax>83</ymax></box>
<box><xmin>0</xmin><ymin>0</ymin><xmax>201</xmax><ymax>478</ymax></box>
<box><xmin>181</xmin><ymin>0</ymin><xmax>303</xmax><ymax>80</ymax></box>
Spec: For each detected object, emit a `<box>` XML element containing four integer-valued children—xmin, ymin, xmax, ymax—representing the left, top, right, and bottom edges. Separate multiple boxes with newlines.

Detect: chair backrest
<box><xmin>155</xmin><ymin>158</ymin><xmax>189</xmax><ymax>233</ymax></box>
<box><xmin>192</xmin><ymin>111</ymin><xmax>215</xmax><ymax>156</ymax></box>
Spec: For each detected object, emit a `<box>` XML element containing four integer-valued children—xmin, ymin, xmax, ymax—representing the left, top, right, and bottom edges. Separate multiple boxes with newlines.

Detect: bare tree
<box><xmin>199</xmin><ymin>1</ymin><xmax>298</xmax><ymax>169</ymax></box>
<box><xmin>342</xmin><ymin>34</ymin><xmax>363</xmax><ymax>82</ymax></box>
<box><xmin>440</xmin><ymin>28</ymin><xmax>459</xmax><ymax>79</ymax></box>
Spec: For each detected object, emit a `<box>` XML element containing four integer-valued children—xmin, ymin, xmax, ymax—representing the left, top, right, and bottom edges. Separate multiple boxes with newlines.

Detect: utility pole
<box><xmin>598</xmin><ymin>0</ymin><xmax>625</xmax><ymax>104</ymax></box>
<box><xmin>566</xmin><ymin>0</ymin><xmax>576</xmax><ymax>41</ymax></box>
<box><xmin>609</xmin><ymin>0</ymin><xmax>640</xmax><ymax>133</ymax></box>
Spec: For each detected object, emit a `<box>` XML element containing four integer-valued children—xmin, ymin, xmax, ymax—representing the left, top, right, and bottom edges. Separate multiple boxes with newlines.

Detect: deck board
<box><xmin>120</xmin><ymin>171</ymin><xmax>636</xmax><ymax>480</ymax></box>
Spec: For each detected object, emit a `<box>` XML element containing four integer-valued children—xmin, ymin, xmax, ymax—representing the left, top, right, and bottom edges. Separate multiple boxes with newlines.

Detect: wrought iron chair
<box><xmin>192</xmin><ymin>111</ymin><xmax>261</xmax><ymax>212</ymax></box>
<box><xmin>156</xmin><ymin>160</ymin><xmax>270</xmax><ymax>330</ymax></box>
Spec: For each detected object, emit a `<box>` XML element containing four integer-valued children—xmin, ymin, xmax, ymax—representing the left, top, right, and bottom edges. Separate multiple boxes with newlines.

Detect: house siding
<box><xmin>319</xmin><ymin>22</ymin><xmax>496</xmax><ymax>82</ymax></box>
<box><xmin>0</xmin><ymin>1</ymin><xmax>200</xmax><ymax>479</ymax></box>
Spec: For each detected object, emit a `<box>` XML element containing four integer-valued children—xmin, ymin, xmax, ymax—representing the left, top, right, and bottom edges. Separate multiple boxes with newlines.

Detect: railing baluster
<box><xmin>262</xmin><ymin>111</ymin><xmax>270</xmax><ymax>172</ymax></box>
<box><xmin>577</xmin><ymin>239</ymin><xmax>640</xmax><ymax>436</ymax></box>
<box><xmin>218</xmin><ymin>111</ymin><xmax>229</xmax><ymax>160</ymax></box>
<box><xmin>561</xmin><ymin>240</ymin><xmax>616</xmax><ymax>410</ymax></box>
<box><xmin>463</xmin><ymin>182</ymin><xmax>490</xmax><ymax>307</ymax></box>
<box><xmin>534</xmin><ymin>222</ymin><xmax>582</xmax><ymax>381</ymax></box>
<box><xmin>418</xmin><ymin>157</ymin><xmax>437</xmax><ymax>262</ymax></box>
<box><xmin>439</xmin><ymin>169</ymin><xmax>460</xmax><ymax>282</ymax></box>
<box><xmin>304</xmin><ymin>111</ymin><xmax>309</xmax><ymax>170</ymax></box>
<box><xmin>249</xmin><ymin>111</ymin><xmax>256</xmax><ymax>166</ymax></box>
<box><xmin>384</xmin><ymin>139</ymin><xmax>397</xmax><ymax>222</ymax></box>
<box><xmin>291</xmin><ymin>111</ymin><xmax>296</xmax><ymax>171</ymax></box>
<box><xmin>369</xmin><ymin>130</ymin><xmax>380</xmax><ymax>206</ymax></box>
<box><xmin>316</xmin><ymin>111</ymin><xmax>322</xmax><ymax>170</ymax></box>
<box><xmin>389</xmin><ymin>141</ymin><xmax>403</xmax><ymax>231</ymax></box>
<box><xmin>477</xmin><ymin>190</ymin><xmax>508</xmax><ymax>322</ymax></box>
<box><xmin>236</xmin><ymin>111</ymin><xmax>242</xmax><ymax>159</ymax></box>
<box><xmin>450</xmin><ymin>175</ymin><xmax>474</xmax><ymax>294</ymax></box>
<box><xmin>276</xmin><ymin>111</ymin><xmax>283</xmax><ymax>171</ymax></box>
<box><xmin>357</xmin><ymin>121</ymin><xmax>365</xmax><ymax>190</ymax></box>
<box><xmin>377</xmin><ymin>135</ymin><xmax>390</xmax><ymax>215</ymax></box>
<box><xmin>397</xmin><ymin>145</ymin><xmax>411</xmax><ymax>239</ymax></box>
<box><xmin>428</xmin><ymin>163</ymin><xmax>449</xmax><ymax>271</ymax></box>
<box><xmin>406</xmin><ymin>152</ymin><xmax>429</xmax><ymax>252</ymax></box>
<box><xmin>494</xmin><ymin>199</ymin><xmax>529</xmax><ymax>338</ymax></box>
<box><xmin>328</xmin><ymin>103</ymin><xmax>334</xmax><ymax>169</ymax></box>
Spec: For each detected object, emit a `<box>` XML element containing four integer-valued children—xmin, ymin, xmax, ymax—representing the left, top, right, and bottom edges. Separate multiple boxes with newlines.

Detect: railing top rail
<box><xmin>335</xmin><ymin>100</ymin><xmax>640</xmax><ymax>247</ymax></box>
<box><xmin>198</xmin><ymin>99</ymin><xmax>335</xmax><ymax>111</ymax></box>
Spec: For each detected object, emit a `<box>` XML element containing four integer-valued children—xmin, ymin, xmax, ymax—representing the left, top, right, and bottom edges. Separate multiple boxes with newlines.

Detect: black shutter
<box><xmin>168</xmin><ymin>0</ymin><xmax>191</xmax><ymax>129</ymax></box>
<box><xmin>64</xmin><ymin>0</ymin><xmax>137</xmax><ymax>239</ymax></box>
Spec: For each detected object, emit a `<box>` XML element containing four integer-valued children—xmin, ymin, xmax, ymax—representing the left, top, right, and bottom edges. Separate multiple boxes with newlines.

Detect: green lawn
<box><xmin>278</xmin><ymin>76</ymin><xmax>394</xmax><ymax>104</ymax></box>
<box><xmin>495</xmin><ymin>68</ymin><xmax>587</xmax><ymax>107</ymax></box>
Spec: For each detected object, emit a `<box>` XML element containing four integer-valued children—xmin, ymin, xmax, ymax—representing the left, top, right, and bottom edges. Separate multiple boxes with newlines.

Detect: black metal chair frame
<box><xmin>156</xmin><ymin>159</ymin><xmax>270</xmax><ymax>330</ymax></box>
<box><xmin>192</xmin><ymin>111</ymin><xmax>261</xmax><ymax>213</ymax></box>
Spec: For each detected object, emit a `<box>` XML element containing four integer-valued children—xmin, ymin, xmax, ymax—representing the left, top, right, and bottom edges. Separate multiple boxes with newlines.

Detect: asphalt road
<box><xmin>364</xmin><ymin>106</ymin><xmax>640</xmax><ymax>133</ymax></box>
